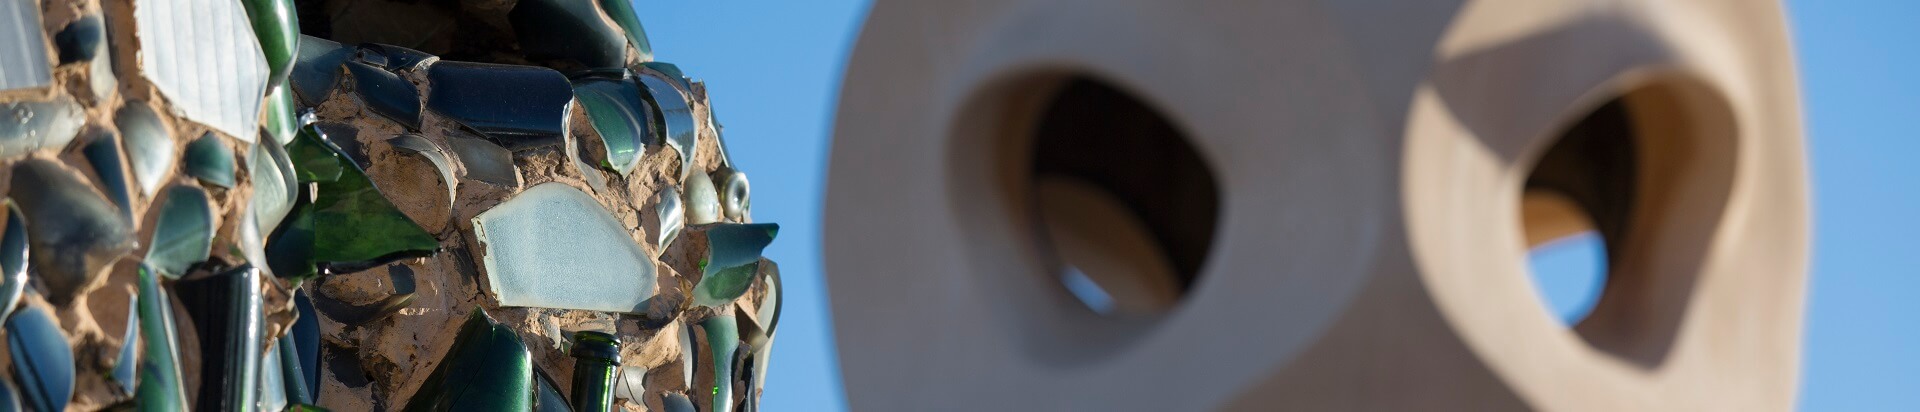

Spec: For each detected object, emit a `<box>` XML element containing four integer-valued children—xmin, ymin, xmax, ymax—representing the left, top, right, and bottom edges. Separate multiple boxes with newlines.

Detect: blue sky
<box><xmin>639</xmin><ymin>1</ymin><xmax>1914</xmax><ymax>410</ymax></box>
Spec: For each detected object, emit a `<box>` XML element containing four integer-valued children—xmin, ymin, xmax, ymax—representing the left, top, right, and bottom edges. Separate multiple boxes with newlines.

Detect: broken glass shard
<box><xmin>388</xmin><ymin>134</ymin><xmax>458</xmax><ymax>207</ymax></box>
<box><xmin>185</xmin><ymin>132</ymin><xmax>237</xmax><ymax>188</ymax></box>
<box><xmin>278</xmin><ymin>334</ymin><xmax>312</xmax><ymax>404</ymax></box>
<box><xmin>7</xmin><ymin>305</ymin><xmax>73</xmax><ymax>412</ymax></box>
<box><xmin>404</xmin><ymin>309</ymin><xmax>533</xmax><ymax>411</ymax></box>
<box><xmin>635</xmin><ymin>73</ymin><xmax>697</xmax><ymax>177</ymax></box>
<box><xmin>114</xmin><ymin>292</ymin><xmax>140</xmax><ymax>395</ymax></box>
<box><xmin>679</xmin><ymin>323</ymin><xmax>697</xmax><ymax>388</ymax></box>
<box><xmin>533</xmin><ymin>368</ymin><xmax>571</xmax><ymax>412</ymax></box>
<box><xmin>171</xmin><ymin>265</ymin><xmax>265</xmax><ymax>410</ymax></box>
<box><xmin>653</xmin><ymin>186</ymin><xmax>683</xmax><ymax>252</ymax></box>
<box><xmin>473</xmin><ymin>182</ymin><xmax>657</xmax><ymax>313</ymax></box>
<box><xmin>135</xmin><ymin>264</ymin><xmax>189</xmax><ymax>409</ymax></box>
<box><xmin>509</xmin><ymin>0</ymin><xmax>626</xmax><ymax>69</ymax></box>
<box><xmin>239</xmin><ymin>0</ymin><xmax>298</xmax><ymax>88</ymax></box>
<box><xmin>355</xmin><ymin>43</ymin><xmax>436</xmax><ymax>72</ymax></box>
<box><xmin>56</xmin><ymin>16</ymin><xmax>117</xmax><ymax>100</ymax></box>
<box><xmin>596</xmin><ymin>0</ymin><xmax>652</xmax><ymax>62</ymax></box>
<box><xmin>224</xmin><ymin>266</ymin><xmax>265</xmax><ymax>411</ymax></box>
<box><xmin>0</xmin><ymin>0</ymin><xmax>51</xmax><ymax>92</ymax></box>
<box><xmin>692</xmin><ymin>224</ymin><xmax>779</xmax><ymax>308</ymax></box>
<box><xmin>280</xmin><ymin>124</ymin><xmax>439</xmax><ymax>276</ymax></box>
<box><xmin>291</xmin><ymin>35</ymin><xmax>351</xmax><ymax>107</ymax></box>
<box><xmin>251</xmin><ymin>134</ymin><xmax>299</xmax><ymax>232</ymax></box>
<box><xmin>613</xmin><ymin>366</ymin><xmax>646</xmax><ymax>403</ymax></box>
<box><xmin>701</xmin><ymin>316</ymin><xmax>739</xmax><ymax>412</ymax></box>
<box><xmin>260</xmin><ymin>339</ymin><xmax>289</xmax><ymax>411</ymax></box>
<box><xmin>641</xmin><ymin>62</ymin><xmax>691</xmax><ymax>92</ymax></box>
<box><xmin>264</xmin><ymin>87</ymin><xmax>299</xmax><ymax>145</ymax></box>
<box><xmin>346</xmin><ymin>61</ymin><xmax>422</xmax><ymax>130</ymax></box>
<box><xmin>426</xmin><ymin>61</ymin><xmax>573</xmax><ymax>147</ymax></box>
<box><xmin>573</xmin><ymin>78</ymin><xmax>647</xmax><ymax>175</ymax></box>
<box><xmin>81</xmin><ymin>129</ymin><xmax>136</xmax><ymax>223</ymax></box>
<box><xmin>661</xmin><ymin>393</ymin><xmax>695</xmax><ymax>412</ymax></box>
<box><xmin>685</xmin><ymin>171</ymin><xmax>721</xmax><ymax>225</ymax></box>
<box><xmin>9</xmin><ymin>158</ymin><xmax>134</xmax><ymax>304</ymax></box>
<box><xmin>0</xmin><ymin>200</ymin><xmax>25</xmax><ymax>322</ymax></box>
<box><xmin>146</xmin><ymin>185</ymin><xmax>216</xmax><ymax>278</ymax></box>
<box><xmin>293</xmin><ymin>291</ymin><xmax>320</xmax><ymax>397</ymax></box>
<box><xmin>444</xmin><ymin>134</ymin><xmax>520</xmax><ymax>187</ymax></box>
<box><xmin>0</xmin><ymin>95</ymin><xmax>84</xmax><ymax>158</ymax></box>
<box><xmin>716</xmin><ymin>167</ymin><xmax>750</xmax><ymax>221</ymax></box>
<box><xmin>116</xmin><ymin>102</ymin><xmax>175</xmax><ymax>197</ymax></box>
<box><xmin>134</xmin><ymin>0</ymin><xmax>268</xmax><ymax>138</ymax></box>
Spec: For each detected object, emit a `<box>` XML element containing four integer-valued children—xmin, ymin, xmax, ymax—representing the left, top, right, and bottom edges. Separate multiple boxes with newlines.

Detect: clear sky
<box><xmin>638</xmin><ymin>1</ymin><xmax>1914</xmax><ymax>410</ymax></box>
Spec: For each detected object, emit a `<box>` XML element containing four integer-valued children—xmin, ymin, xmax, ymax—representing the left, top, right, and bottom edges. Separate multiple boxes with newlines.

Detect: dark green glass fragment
<box><xmin>145</xmin><ymin>185</ymin><xmax>216</xmax><ymax>278</ymax></box>
<box><xmin>264</xmin><ymin>87</ymin><xmax>299</xmax><ymax>145</ymax></box>
<box><xmin>661</xmin><ymin>392</ymin><xmax>695</xmax><ymax>412</ymax></box>
<box><xmin>425</xmin><ymin>61</ymin><xmax>573</xmax><ymax>147</ymax></box>
<box><xmin>509</xmin><ymin>0</ymin><xmax>625</xmax><ymax>69</ymax></box>
<box><xmin>134</xmin><ymin>264</ymin><xmax>188</xmax><ymax>410</ymax></box>
<box><xmin>573</xmin><ymin>78</ymin><xmax>648</xmax><ymax>175</ymax></box>
<box><xmin>223</xmin><ymin>266</ymin><xmax>265</xmax><ymax>411</ymax></box>
<box><xmin>7</xmin><ymin>305</ymin><xmax>73</xmax><ymax>412</ymax></box>
<box><xmin>80</xmin><ymin>128</ymin><xmax>135</xmax><ymax>224</ymax></box>
<box><xmin>0</xmin><ymin>200</ymin><xmax>26</xmax><ymax>323</ymax></box>
<box><xmin>8</xmin><ymin>158</ymin><xmax>134</xmax><ymax>305</ymax></box>
<box><xmin>238</xmin><ymin>0</ymin><xmax>298</xmax><ymax>89</ymax></box>
<box><xmin>274</xmin><ymin>124</ymin><xmax>438</xmax><ymax>277</ymax></box>
<box><xmin>184</xmin><ymin>132</ymin><xmax>237</xmax><ymax>188</ymax></box>
<box><xmin>570</xmin><ymin>331</ymin><xmax>620</xmax><ymax>412</ymax></box>
<box><xmin>641</xmin><ymin>62</ymin><xmax>691</xmax><ymax>91</ymax></box>
<box><xmin>345</xmin><ymin>61</ymin><xmax>422</xmax><ymax>130</ymax></box>
<box><xmin>404</xmin><ymin>309</ymin><xmax>533</xmax><ymax>411</ymax></box>
<box><xmin>280</xmin><ymin>333</ymin><xmax>312</xmax><ymax>404</ymax></box>
<box><xmin>290</xmin><ymin>404</ymin><xmax>332</xmax><ymax>411</ymax></box>
<box><xmin>294</xmin><ymin>291</ymin><xmax>321</xmax><ymax>397</ymax></box>
<box><xmin>355</xmin><ymin>43</ymin><xmax>436</xmax><ymax>72</ymax></box>
<box><xmin>692</xmin><ymin>224</ymin><xmax>779</xmax><ymax>307</ymax></box>
<box><xmin>596</xmin><ymin>0</ymin><xmax>652</xmax><ymax>62</ymax></box>
<box><xmin>533</xmin><ymin>367</ymin><xmax>572</xmax><ymax>412</ymax></box>
<box><xmin>701</xmin><ymin>316</ymin><xmax>739</xmax><ymax>412</ymax></box>
<box><xmin>170</xmin><ymin>265</ymin><xmax>265</xmax><ymax>410</ymax></box>
<box><xmin>634</xmin><ymin>72</ymin><xmax>697</xmax><ymax>178</ymax></box>
<box><xmin>291</xmin><ymin>35</ymin><xmax>352</xmax><ymax>107</ymax></box>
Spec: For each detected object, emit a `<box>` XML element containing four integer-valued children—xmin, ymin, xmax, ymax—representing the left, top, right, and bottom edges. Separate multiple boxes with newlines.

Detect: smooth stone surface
<box><xmin>251</xmin><ymin>133</ymin><xmax>299</xmax><ymax>232</ymax></box>
<box><xmin>146</xmin><ymin>185</ymin><xmax>217</xmax><ymax>277</ymax></box>
<box><xmin>346</xmin><ymin>61</ymin><xmax>423</xmax><ymax>130</ymax></box>
<box><xmin>574</xmin><ymin>78</ymin><xmax>648</xmax><ymax>175</ymax></box>
<box><xmin>240</xmin><ymin>0</ymin><xmax>299</xmax><ymax>88</ymax></box>
<box><xmin>653</xmin><ymin>186</ymin><xmax>683</xmax><ymax>252</ymax></box>
<box><xmin>355</xmin><ymin>43</ymin><xmax>436</xmax><ymax>72</ymax></box>
<box><xmin>0</xmin><ymin>0</ymin><xmax>51</xmax><ymax>92</ymax></box>
<box><xmin>472</xmin><ymin>183</ymin><xmax>657</xmax><ymax>313</ymax></box>
<box><xmin>7</xmin><ymin>305</ymin><xmax>73</xmax><ymax>412</ymax></box>
<box><xmin>702</xmin><ymin>316</ymin><xmax>739</xmax><ymax>412</ymax></box>
<box><xmin>113</xmin><ymin>292</ymin><xmax>140</xmax><ymax>395</ymax></box>
<box><xmin>685</xmin><ymin>171</ymin><xmax>722</xmax><ymax>225</ymax></box>
<box><xmin>444</xmin><ymin>135</ymin><xmax>521</xmax><ymax>186</ymax></box>
<box><xmin>692</xmin><ymin>224</ymin><xmax>779</xmax><ymax>308</ymax></box>
<box><xmin>596</xmin><ymin>0</ymin><xmax>653</xmax><ymax>62</ymax></box>
<box><xmin>0</xmin><ymin>96</ymin><xmax>85</xmax><ymax>158</ymax></box>
<box><xmin>264</xmin><ymin>87</ymin><xmax>299</xmax><ymax>145</ymax></box>
<box><xmin>426</xmin><ymin>62</ymin><xmax>574</xmax><ymax>147</ymax></box>
<box><xmin>635</xmin><ymin>73</ymin><xmax>698</xmax><ymax>177</ymax></box>
<box><xmin>185</xmin><ymin>132</ymin><xmax>237</xmax><ymax>188</ymax></box>
<box><xmin>116</xmin><ymin>102</ymin><xmax>175</xmax><ymax>197</ymax></box>
<box><xmin>9</xmin><ymin>159</ymin><xmax>135</xmax><ymax>304</ymax></box>
<box><xmin>135</xmin><ymin>264</ymin><xmax>189</xmax><ymax>409</ymax></box>
<box><xmin>291</xmin><ymin>35</ymin><xmax>352</xmax><ymax>107</ymax></box>
<box><xmin>388</xmin><ymin>134</ymin><xmax>458</xmax><ymax>207</ymax></box>
<box><xmin>0</xmin><ymin>201</ymin><xmax>25</xmax><ymax>323</ymax></box>
<box><xmin>80</xmin><ymin>129</ymin><xmax>136</xmax><ymax>223</ymax></box>
<box><xmin>404</xmin><ymin>309</ymin><xmax>533</xmax><ymax>411</ymax></box>
<box><xmin>716</xmin><ymin>167</ymin><xmax>750</xmax><ymax>221</ymax></box>
<box><xmin>134</xmin><ymin>0</ymin><xmax>269</xmax><ymax>138</ymax></box>
<box><xmin>509</xmin><ymin>0</ymin><xmax>626</xmax><ymax>69</ymax></box>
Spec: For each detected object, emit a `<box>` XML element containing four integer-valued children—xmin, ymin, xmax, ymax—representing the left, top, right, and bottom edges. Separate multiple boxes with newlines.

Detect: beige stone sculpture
<box><xmin>825</xmin><ymin>0</ymin><xmax>1809</xmax><ymax>410</ymax></box>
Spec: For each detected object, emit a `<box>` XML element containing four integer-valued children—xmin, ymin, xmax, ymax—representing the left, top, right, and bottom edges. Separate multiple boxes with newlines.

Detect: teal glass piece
<box><xmin>251</xmin><ymin>132</ymin><xmax>299</xmax><ymax>233</ymax></box>
<box><xmin>146</xmin><ymin>185</ymin><xmax>216</xmax><ymax>278</ymax></box>
<box><xmin>472</xmin><ymin>183</ymin><xmax>656</xmax><ymax>313</ymax></box>
<box><xmin>634</xmin><ymin>73</ymin><xmax>697</xmax><ymax>178</ymax></box>
<box><xmin>113</xmin><ymin>291</ymin><xmax>138</xmax><ymax>396</ymax></box>
<box><xmin>404</xmin><ymin>309</ymin><xmax>533</xmax><ymax>411</ymax></box>
<box><xmin>291</xmin><ymin>35</ymin><xmax>351</xmax><ymax>107</ymax></box>
<box><xmin>345</xmin><ymin>60</ymin><xmax>422</xmax><ymax>130</ymax></box>
<box><xmin>278</xmin><ymin>334</ymin><xmax>312</xmax><ymax>404</ymax></box>
<box><xmin>661</xmin><ymin>393</ymin><xmax>695</xmax><ymax>412</ymax></box>
<box><xmin>653</xmin><ymin>186</ymin><xmax>684</xmax><ymax>252</ymax></box>
<box><xmin>7</xmin><ymin>305</ymin><xmax>73</xmax><ymax>412</ymax></box>
<box><xmin>701</xmin><ymin>316</ymin><xmax>739</xmax><ymax>412</ymax></box>
<box><xmin>444</xmin><ymin>135</ymin><xmax>520</xmax><ymax>186</ymax></box>
<box><xmin>685</xmin><ymin>171</ymin><xmax>721</xmax><ymax>225</ymax></box>
<box><xmin>596</xmin><ymin>0</ymin><xmax>652</xmax><ymax>62</ymax></box>
<box><xmin>641</xmin><ymin>62</ymin><xmax>691</xmax><ymax>92</ymax></box>
<box><xmin>533</xmin><ymin>368</ymin><xmax>572</xmax><ymax>412</ymax></box>
<box><xmin>80</xmin><ymin>129</ymin><xmax>136</xmax><ymax>224</ymax></box>
<box><xmin>8</xmin><ymin>158</ymin><xmax>134</xmax><ymax>305</ymax></box>
<box><xmin>0</xmin><ymin>376</ymin><xmax>18</xmax><ymax>411</ymax></box>
<box><xmin>238</xmin><ymin>0</ymin><xmax>298</xmax><ymax>89</ymax></box>
<box><xmin>569</xmin><ymin>331</ymin><xmax>620</xmax><ymax>412</ymax></box>
<box><xmin>281</xmin><ymin>124</ymin><xmax>439</xmax><ymax>275</ymax></box>
<box><xmin>388</xmin><ymin>134</ymin><xmax>458</xmax><ymax>207</ymax></box>
<box><xmin>0</xmin><ymin>200</ymin><xmax>27</xmax><ymax>323</ymax></box>
<box><xmin>264</xmin><ymin>87</ymin><xmax>299</xmax><ymax>145</ymax></box>
<box><xmin>223</xmin><ymin>266</ymin><xmax>265</xmax><ymax>410</ymax></box>
<box><xmin>184</xmin><ymin>132</ymin><xmax>237</xmax><ymax>188</ymax></box>
<box><xmin>508</xmin><ymin>0</ymin><xmax>625</xmax><ymax>69</ymax></box>
<box><xmin>134</xmin><ymin>264</ymin><xmax>189</xmax><ymax>409</ymax></box>
<box><xmin>425</xmin><ymin>61</ymin><xmax>573</xmax><ymax>146</ymax></box>
<box><xmin>716</xmin><ymin>167</ymin><xmax>750</xmax><ymax>221</ymax></box>
<box><xmin>573</xmin><ymin>78</ymin><xmax>647</xmax><ymax>175</ymax></box>
<box><xmin>0</xmin><ymin>95</ymin><xmax>84</xmax><ymax>158</ymax></box>
<box><xmin>692</xmin><ymin>224</ymin><xmax>779</xmax><ymax>308</ymax></box>
<box><xmin>264</xmin><ymin>192</ymin><xmax>316</xmax><ymax>279</ymax></box>
<box><xmin>115</xmin><ymin>102</ymin><xmax>175</xmax><ymax>197</ymax></box>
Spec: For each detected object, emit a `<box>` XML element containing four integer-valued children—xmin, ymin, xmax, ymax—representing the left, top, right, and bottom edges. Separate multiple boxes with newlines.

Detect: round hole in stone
<box><xmin>1027</xmin><ymin>78</ymin><xmax>1220</xmax><ymax>317</ymax></box>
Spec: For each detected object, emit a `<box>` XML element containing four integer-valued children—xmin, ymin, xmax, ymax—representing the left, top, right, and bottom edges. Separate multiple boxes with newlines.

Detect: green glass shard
<box><xmin>701</xmin><ymin>316</ymin><xmax>739</xmax><ymax>412</ymax></box>
<box><xmin>691</xmin><ymin>224</ymin><xmax>778</xmax><ymax>308</ymax></box>
<box><xmin>596</xmin><ymin>0</ymin><xmax>652</xmax><ymax>62</ymax></box>
<box><xmin>264</xmin><ymin>87</ymin><xmax>299</xmax><ymax>145</ymax></box>
<box><xmin>135</xmin><ymin>264</ymin><xmax>189</xmax><ymax>410</ymax></box>
<box><xmin>532</xmin><ymin>368</ymin><xmax>571</xmax><ymax>412</ymax></box>
<box><xmin>146</xmin><ymin>185</ymin><xmax>216</xmax><ymax>278</ymax></box>
<box><xmin>276</xmin><ymin>124</ymin><xmax>438</xmax><ymax>276</ymax></box>
<box><xmin>184</xmin><ymin>133</ymin><xmax>237</xmax><ymax>188</ymax></box>
<box><xmin>573</xmin><ymin>78</ymin><xmax>647</xmax><ymax>175</ymax></box>
<box><xmin>404</xmin><ymin>309</ymin><xmax>533</xmax><ymax>411</ymax></box>
<box><xmin>238</xmin><ymin>0</ymin><xmax>298</xmax><ymax>89</ymax></box>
